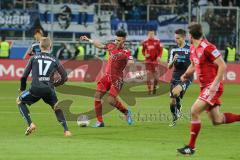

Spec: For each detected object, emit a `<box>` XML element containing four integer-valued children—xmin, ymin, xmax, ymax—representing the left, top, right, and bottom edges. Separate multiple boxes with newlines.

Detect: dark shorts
<box><xmin>170</xmin><ymin>80</ymin><xmax>192</xmax><ymax>98</ymax></box>
<box><xmin>96</xmin><ymin>74</ymin><xmax>123</xmax><ymax>97</ymax></box>
<box><xmin>19</xmin><ymin>88</ymin><xmax>58</xmax><ymax>107</ymax></box>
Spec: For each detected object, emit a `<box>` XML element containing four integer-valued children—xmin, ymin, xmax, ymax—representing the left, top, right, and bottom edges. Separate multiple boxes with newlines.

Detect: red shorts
<box><xmin>145</xmin><ymin>61</ymin><xmax>158</xmax><ymax>73</ymax></box>
<box><xmin>198</xmin><ymin>84</ymin><xmax>224</xmax><ymax>111</ymax></box>
<box><xmin>96</xmin><ymin>74</ymin><xmax>123</xmax><ymax>97</ymax></box>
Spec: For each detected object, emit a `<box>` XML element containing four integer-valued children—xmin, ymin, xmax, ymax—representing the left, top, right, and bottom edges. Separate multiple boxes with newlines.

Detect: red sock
<box><xmin>188</xmin><ymin>121</ymin><xmax>201</xmax><ymax>149</ymax></box>
<box><xmin>224</xmin><ymin>113</ymin><xmax>240</xmax><ymax>124</ymax></box>
<box><xmin>114</xmin><ymin>101</ymin><xmax>128</xmax><ymax>115</ymax></box>
<box><xmin>94</xmin><ymin>100</ymin><xmax>103</xmax><ymax>122</ymax></box>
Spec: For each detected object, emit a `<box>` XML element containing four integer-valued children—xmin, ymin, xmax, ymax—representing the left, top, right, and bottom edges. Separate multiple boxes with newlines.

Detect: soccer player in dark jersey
<box><xmin>17</xmin><ymin>37</ymin><xmax>71</xmax><ymax>137</ymax></box>
<box><xmin>177</xmin><ymin>23</ymin><xmax>240</xmax><ymax>155</ymax></box>
<box><xmin>80</xmin><ymin>30</ymin><xmax>134</xmax><ymax>127</ymax></box>
<box><xmin>168</xmin><ymin>29</ymin><xmax>192</xmax><ymax>127</ymax></box>
<box><xmin>142</xmin><ymin>30</ymin><xmax>163</xmax><ymax>94</ymax></box>
<box><xmin>24</xmin><ymin>29</ymin><xmax>43</xmax><ymax>59</ymax></box>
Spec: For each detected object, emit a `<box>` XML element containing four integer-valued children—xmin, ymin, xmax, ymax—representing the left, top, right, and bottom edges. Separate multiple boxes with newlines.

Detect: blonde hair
<box><xmin>40</xmin><ymin>37</ymin><xmax>52</xmax><ymax>50</ymax></box>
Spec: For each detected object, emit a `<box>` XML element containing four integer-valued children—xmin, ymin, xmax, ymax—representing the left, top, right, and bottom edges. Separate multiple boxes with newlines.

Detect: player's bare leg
<box><xmin>208</xmin><ymin>106</ymin><xmax>240</xmax><ymax>125</ymax></box>
<box><xmin>108</xmin><ymin>96</ymin><xmax>132</xmax><ymax>125</ymax></box>
<box><xmin>93</xmin><ymin>91</ymin><xmax>106</xmax><ymax>127</ymax></box>
<box><xmin>177</xmin><ymin>99</ymin><xmax>208</xmax><ymax>155</ymax></box>
<box><xmin>207</xmin><ymin>106</ymin><xmax>225</xmax><ymax>125</ymax></box>
<box><xmin>172</xmin><ymin>84</ymin><xmax>182</xmax><ymax>97</ymax></box>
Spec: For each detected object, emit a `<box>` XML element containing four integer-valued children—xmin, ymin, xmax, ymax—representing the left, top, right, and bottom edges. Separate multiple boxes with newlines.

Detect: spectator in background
<box><xmin>130</xmin><ymin>5</ymin><xmax>141</xmax><ymax>21</ymax></box>
<box><xmin>160</xmin><ymin>47</ymin><xmax>169</xmax><ymax>62</ymax></box>
<box><xmin>56</xmin><ymin>43</ymin><xmax>73</xmax><ymax>60</ymax></box>
<box><xmin>0</xmin><ymin>36</ymin><xmax>10</xmax><ymax>58</ymax></box>
<box><xmin>74</xmin><ymin>42</ymin><xmax>85</xmax><ymax>60</ymax></box>
<box><xmin>224</xmin><ymin>42</ymin><xmax>236</xmax><ymax>62</ymax></box>
<box><xmin>135</xmin><ymin>44</ymin><xmax>144</xmax><ymax>61</ymax></box>
<box><xmin>220</xmin><ymin>0</ymin><xmax>234</xmax><ymax>6</ymax></box>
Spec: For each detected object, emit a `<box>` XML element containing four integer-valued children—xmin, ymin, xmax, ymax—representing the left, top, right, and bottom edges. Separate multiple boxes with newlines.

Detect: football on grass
<box><xmin>77</xmin><ymin>115</ymin><xmax>90</xmax><ymax>127</ymax></box>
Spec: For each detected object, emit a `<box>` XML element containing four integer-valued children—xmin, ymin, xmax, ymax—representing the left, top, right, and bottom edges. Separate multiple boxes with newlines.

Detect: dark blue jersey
<box><xmin>169</xmin><ymin>43</ymin><xmax>192</xmax><ymax>81</ymax></box>
<box><xmin>20</xmin><ymin>52</ymin><xmax>67</xmax><ymax>91</ymax></box>
<box><xmin>30</xmin><ymin>41</ymin><xmax>41</xmax><ymax>55</ymax></box>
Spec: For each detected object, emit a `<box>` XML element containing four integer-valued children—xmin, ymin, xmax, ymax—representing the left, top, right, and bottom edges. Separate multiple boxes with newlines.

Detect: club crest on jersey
<box><xmin>197</xmin><ymin>52</ymin><xmax>203</xmax><ymax>58</ymax></box>
<box><xmin>193</xmin><ymin>58</ymin><xmax>199</xmax><ymax>64</ymax></box>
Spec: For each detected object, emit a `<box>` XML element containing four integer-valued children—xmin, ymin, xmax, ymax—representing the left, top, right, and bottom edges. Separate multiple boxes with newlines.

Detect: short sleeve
<box><xmin>105</xmin><ymin>42</ymin><xmax>116</xmax><ymax>50</ymax></box>
<box><xmin>204</xmin><ymin>45</ymin><xmax>221</xmax><ymax>62</ymax></box>
<box><xmin>168</xmin><ymin>49</ymin><xmax>174</xmax><ymax>63</ymax></box>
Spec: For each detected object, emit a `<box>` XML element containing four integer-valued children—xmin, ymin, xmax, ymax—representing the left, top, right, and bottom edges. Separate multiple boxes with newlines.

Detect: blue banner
<box><xmin>38</xmin><ymin>3</ymin><xmax>95</xmax><ymax>32</ymax></box>
<box><xmin>0</xmin><ymin>9</ymin><xmax>37</xmax><ymax>31</ymax></box>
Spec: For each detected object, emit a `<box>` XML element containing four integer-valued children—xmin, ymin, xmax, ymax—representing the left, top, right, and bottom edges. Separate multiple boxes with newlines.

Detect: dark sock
<box><xmin>170</xmin><ymin>104</ymin><xmax>177</xmax><ymax>120</ymax></box>
<box><xmin>55</xmin><ymin>109</ymin><xmax>69</xmax><ymax>132</ymax></box>
<box><xmin>18</xmin><ymin>103</ymin><xmax>32</xmax><ymax>126</ymax></box>
<box><xmin>176</xmin><ymin>98</ymin><xmax>182</xmax><ymax>110</ymax></box>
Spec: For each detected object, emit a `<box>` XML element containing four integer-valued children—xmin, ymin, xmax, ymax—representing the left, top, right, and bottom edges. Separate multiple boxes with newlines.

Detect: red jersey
<box><xmin>142</xmin><ymin>38</ymin><xmax>162</xmax><ymax>61</ymax></box>
<box><xmin>190</xmin><ymin>39</ymin><xmax>223</xmax><ymax>88</ymax></box>
<box><xmin>105</xmin><ymin>43</ymin><xmax>132</xmax><ymax>77</ymax></box>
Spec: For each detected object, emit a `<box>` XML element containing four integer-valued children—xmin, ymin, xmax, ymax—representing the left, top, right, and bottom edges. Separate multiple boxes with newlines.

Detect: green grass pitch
<box><xmin>0</xmin><ymin>81</ymin><xmax>239</xmax><ymax>160</ymax></box>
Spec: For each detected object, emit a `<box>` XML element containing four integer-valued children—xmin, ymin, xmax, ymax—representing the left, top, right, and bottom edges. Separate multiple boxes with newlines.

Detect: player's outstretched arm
<box><xmin>181</xmin><ymin>61</ymin><xmax>195</xmax><ymax>81</ymax></box>
<box><xmin>80</xmin><ymin>36</ymin><xmax>105</xmax><ymax>49</ymax></box>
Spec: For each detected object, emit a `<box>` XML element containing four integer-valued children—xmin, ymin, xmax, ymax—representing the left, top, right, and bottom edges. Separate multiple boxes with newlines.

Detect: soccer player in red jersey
<box><xmin>80</xmin><ymin>30</ymin><xmax>133</xmax><ymax>127</ymax></box>
<box><xmin>177</xmin><ymin>23</ymin><xmax>240</xmax><ymax>155</ymax></box>
<box><xmin>142</xmin><ymin>29</ymin><xmax>163</xmax><ymax>94</ymax></box>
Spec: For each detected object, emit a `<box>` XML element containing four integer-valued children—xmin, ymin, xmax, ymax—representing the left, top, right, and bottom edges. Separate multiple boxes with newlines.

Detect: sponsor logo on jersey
<box><xmin>147</xmin><ymin>45</ymin><xmax>155</xmax><ymax>50</ymax></box>
<box><xmin>193</xmin><ymin>58</ymin><xmax>199</xmax><ymax>64</ymax></box>
<box><xmin>197</xmin><ymin>52</ymin><xmax>203</xmax><ymax>58</ymax></box>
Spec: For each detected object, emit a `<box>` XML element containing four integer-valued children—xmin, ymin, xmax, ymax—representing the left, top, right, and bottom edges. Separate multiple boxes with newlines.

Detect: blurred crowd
<box><xmin>203</xmin><ymin>8</ymin><xmax>237</xmax><ymax>49</ymax></box>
